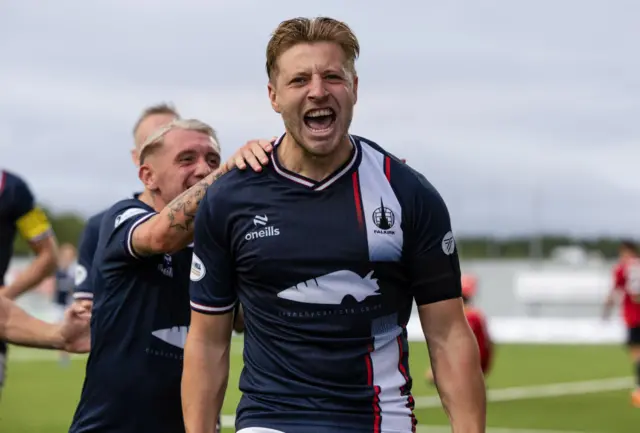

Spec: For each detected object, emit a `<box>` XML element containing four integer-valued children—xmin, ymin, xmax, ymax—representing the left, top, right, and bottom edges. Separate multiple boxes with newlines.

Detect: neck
<box><xmin>277</xmin><ymin>134</ymin><xmax>353</xmax><ymax>182</ymax></box>
<box><xmin>138</xmin><ymin>189</ymin><xmax>165</xmax><ymax>212</ymax></box>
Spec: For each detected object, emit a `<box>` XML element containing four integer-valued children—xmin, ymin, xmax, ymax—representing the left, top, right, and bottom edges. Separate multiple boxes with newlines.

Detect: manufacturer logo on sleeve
<box><xmin>441</xmin><ymin>231</ymin><xmax>456</xmax><ymax>255</ymax></box>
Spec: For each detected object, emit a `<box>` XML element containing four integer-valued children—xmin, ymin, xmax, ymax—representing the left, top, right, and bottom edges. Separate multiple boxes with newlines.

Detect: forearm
<box><xmin>182</xmin><ymin>335</ymin><xmax>230</xmax><ymax>433</ymax></box>
<box><xmin>140</xmin><ymin>170</ymin><xmax>224</xmax><ymax>255</ymax></box>
<box><xmin>0</xmin><ymin>296</ymin><xmax>63</xmax><ymax>349</ymax></box>
<box><xmin>2</xmin><ymin>250</ymin><xmax>56</xmax><ymax>299</ymax></box>
<box><xmin>430</xmin><ymin>324</ymin><xmax>486</xmax><ymax>432</ymax></box>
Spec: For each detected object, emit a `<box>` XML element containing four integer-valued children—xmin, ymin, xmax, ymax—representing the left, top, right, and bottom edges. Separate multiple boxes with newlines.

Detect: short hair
<box><xmin>620</xmin><ymin>239</ymin><xmax>638</xmax><ymax>254</ymax></box>
<box><xmin>132</xmin><ymin>103</ymin><xmax>181</xmax><ymax>138</ymax></box>
<box><xmin>265</xmin><ymin>17</ymin><xmax>360</xmax><ymax>81</ymax></box>
<box><xmin>138</xmin><ymin>118</ymin><xmax>221</xmax><ymax>165</ymax></box>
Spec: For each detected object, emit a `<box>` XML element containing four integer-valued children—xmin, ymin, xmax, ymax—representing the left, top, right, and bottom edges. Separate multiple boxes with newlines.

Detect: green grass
<box><xmin>0</xmin><ymin>341</ymin><xmax>637</xmax><ymax>432</ymax></box>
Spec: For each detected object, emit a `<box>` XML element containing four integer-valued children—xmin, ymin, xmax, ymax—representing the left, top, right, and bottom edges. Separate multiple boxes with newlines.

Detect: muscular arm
<box><xmin>182</xmin><ymin>311</ymin><xmax>234</xmax><ymax>433</ymax></box>
<box><xmin>0</xmin><ymin>295</ymin><xmax>63</xmax><ymax>349</ymax></box>
<box><xmin>132</xmin><ymin>171</ymin><xmax>223</xmax><ymax>256</ymax></box>
<box><xmin>131</xmin><ymin>138</ymin><xmax>274</xmax><ymax>257</ymax></box>
<box><xmin>420</xmin><ymin>298</ymin><xmax>486</xmax><ymax>431</ymax></box>
<box><xmin>183</xmin><ymin>178</ymin><xmax>238</xmax><ymax>432</ymax></box>
<box><xmin>2</xmin><ymin>235</ymin><xmax>58</xmax><ymax>300</ymax></box>
<box><xmin>399</xmin><ymin>167</ymin><xmax>486</xmax><ymax>431</ymax></box>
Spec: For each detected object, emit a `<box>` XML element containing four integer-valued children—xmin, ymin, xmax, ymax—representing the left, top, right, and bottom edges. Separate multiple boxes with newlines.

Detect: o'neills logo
<box><xmin>245</xmin><ymin>226</ymin><xmax>280</xmax><ymax>241</ymax></box>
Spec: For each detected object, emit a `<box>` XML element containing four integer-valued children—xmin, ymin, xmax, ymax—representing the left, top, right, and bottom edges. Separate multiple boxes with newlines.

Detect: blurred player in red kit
<box><xmin>603</xmin><ymin>240</ymin><xmax>640</xmax><ymax>407</ymax></box>
<box><xmin>425</xmin><ymin>273</ymin><xmax>494</xmax><ymax>384</ymax></box>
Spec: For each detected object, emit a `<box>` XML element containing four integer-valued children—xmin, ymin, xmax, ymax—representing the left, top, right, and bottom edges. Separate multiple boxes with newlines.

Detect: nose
<box><xmin>308</xmin><ymin>75</ymin><xmax>328</xmax><ymax>100</ymax></box>
<box><xmin>193</xmin><ymin>156</ymin><xmax>213</xmax><ymax>179</ymax></box>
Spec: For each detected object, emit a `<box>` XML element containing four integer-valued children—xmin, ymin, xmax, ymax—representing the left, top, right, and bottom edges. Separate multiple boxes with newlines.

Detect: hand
<box><xmin>59</xmin><ymin>303</ymin><xmax>91</xmax><ymax>353</ymax></box>
<box><xmin>74</xmin><ymin>299</ymin><xmax>93</xmax><ymax>313</ymax></box>
<box><xmin>221</xmin><ymin>137</ymin><xmax>276</xmax><ymax>174</ymax></box>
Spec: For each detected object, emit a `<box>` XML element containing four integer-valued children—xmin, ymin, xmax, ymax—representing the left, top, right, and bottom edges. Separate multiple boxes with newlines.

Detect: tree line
<box><xmin>12</xmin><ymin>208</ymin><xmax>629</xmax><ymax>260</ymax></box>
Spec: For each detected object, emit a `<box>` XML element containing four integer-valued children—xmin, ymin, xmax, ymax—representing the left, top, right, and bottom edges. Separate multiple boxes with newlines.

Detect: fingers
<box><xmin>69</xmin><ymin>302</ymin><xmax>91</xmax><ymax>320</ymax></box>
<box><xmin>247</xmin><ymin>140</ymin><xmax>272</xmax><ymax>171</ymax></box>
<box><xmin>231</xmin><ymin>138</ymin><xmax>274</xmax><ymax>172</ymax></box>
<box><xmin>233</xmin><ymin>154</ymin><xmax>246</xmax><ymax>171</ymax></box>
<box><xmin>259</xmin><ymin>139</ymin><xmax>275</xmax><ymax>152</ymax></box>
<box><xmin>76</xmin><ymin>300</ymin><xmax>93</xmax><ymax>312</ymax></box>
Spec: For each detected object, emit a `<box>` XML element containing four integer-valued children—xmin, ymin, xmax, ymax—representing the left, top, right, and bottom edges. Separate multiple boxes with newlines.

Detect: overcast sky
<box><xmin>1</xmin><ymin>0</ymin><xmax>638</xmax><ymax>237</ymax></box>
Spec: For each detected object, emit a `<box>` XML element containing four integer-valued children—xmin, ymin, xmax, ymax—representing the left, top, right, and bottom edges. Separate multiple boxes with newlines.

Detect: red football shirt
<box><xmin>465</xmin><ymin>307</ymin><xmax>493</xmax><ymax>373</ymax></box>
<box><xmin>613</xmin><ymin>258</ymin><xmax>640</xmax><ymax>328</ymax></box>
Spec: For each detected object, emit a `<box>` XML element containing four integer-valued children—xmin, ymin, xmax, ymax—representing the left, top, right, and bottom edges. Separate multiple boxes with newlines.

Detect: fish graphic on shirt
<box><xmin>277</xmin><ymin>270</ymin><xmax>380</xmax><ymax>305</ymax></box>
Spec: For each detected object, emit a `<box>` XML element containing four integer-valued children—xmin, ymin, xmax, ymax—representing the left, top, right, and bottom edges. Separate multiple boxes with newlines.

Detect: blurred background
<box><xmin>1</xmin><ymin>1</ymin><xmax>639</xmax><ymax>432</ymax></box>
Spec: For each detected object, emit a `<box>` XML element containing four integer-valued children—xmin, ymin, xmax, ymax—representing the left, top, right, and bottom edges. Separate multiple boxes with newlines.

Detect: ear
<box><xmin>138</xmin><ymin>164</ymin><xmax>157</xmax><ymax>191</ymax></box>
<box><xmin>352</xmin><ymin>74</ymin><xmax>359</xmax><ymax>106</ymax></box>
<box><xmin>267</xmin><ymin>81</ymin><xmax>281</xmax><ymax>114</ymax></box>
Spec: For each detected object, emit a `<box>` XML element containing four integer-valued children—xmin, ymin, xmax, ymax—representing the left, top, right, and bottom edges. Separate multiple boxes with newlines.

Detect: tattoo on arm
<box><xmin>165</xmin><ymin>170</ymin><xmax>224</xmax><ymax>232</ymax></box>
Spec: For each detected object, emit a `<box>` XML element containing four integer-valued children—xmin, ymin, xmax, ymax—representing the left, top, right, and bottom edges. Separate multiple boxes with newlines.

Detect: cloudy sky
<box><xmin>1</xmin><ymin>0</ymin><xmax>638</xmax><ymax>237</ymax></box>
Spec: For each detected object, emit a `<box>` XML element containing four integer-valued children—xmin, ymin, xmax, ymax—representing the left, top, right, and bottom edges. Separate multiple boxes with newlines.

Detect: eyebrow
<box><xmin>175</xmin><ymin>148</ymin><xmax>220</xmax><ymax>160</ymax></box>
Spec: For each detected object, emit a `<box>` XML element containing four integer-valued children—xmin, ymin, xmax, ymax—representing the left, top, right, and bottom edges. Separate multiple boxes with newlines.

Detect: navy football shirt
<box><xmin>69</xmin><ymin>197</ymin><xmax>192</xmax><ymax>433</ymax></box>
<box><xmin>189</xmin><ymin>135</ymin><xmax>462</xmax><ymax>433</ymax></box>
<box><xmin>0</xmin><ymin>170</ymin><xmax>53</xmax><ymax>376</ymax></box>
<box><xmin>72</xmin><ymin>210</ymin><xmax>106</xmax><ymax>302</ymax></box>
<box><xmin>0</xmin><ymin>170</ymin><xmax>52</xmax><ymax>287</ymax></box>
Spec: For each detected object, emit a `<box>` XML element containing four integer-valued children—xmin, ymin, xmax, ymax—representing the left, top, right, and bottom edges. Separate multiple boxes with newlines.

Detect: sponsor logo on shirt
<box><xmin>277</xmin><ymin>270</ymin><xmax>380</xmax><ymax>305</ymax></box>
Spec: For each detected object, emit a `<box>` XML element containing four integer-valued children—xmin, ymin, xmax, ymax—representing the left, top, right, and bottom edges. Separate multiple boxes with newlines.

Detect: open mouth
<box><xmin>303</xmin><ymin>108</ymin><xmax>336</xmax><ymax>133</ymax></box>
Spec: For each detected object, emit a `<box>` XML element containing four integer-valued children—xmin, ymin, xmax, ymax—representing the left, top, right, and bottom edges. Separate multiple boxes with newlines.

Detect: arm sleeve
<box><xmin>613</xmin><ymin>265</ymin><xmax>625</xmax><ymax>290</ymax></box>
<box><xmin>73</xmin><ymin>216</ymin><xmax>102</xmax><ymax>300</ymax></box>
<box><xmin>189</xmin><ymin>187</ymin><xmax>237</xmax><ymax>315</ymax></box>
<box><xmin>102</xmin><ymin>206</ymin><xmax>157</xmax><ymax>263</ymax></box>
<box><xmin>11</xmin><ymin>178</ymin><xmax>52</xmax><ymax>243</ymax></box>
<box><xmin>405</xmin><ymin>174</ymin><xmax>462</xmax><ymax>305</ymax></box>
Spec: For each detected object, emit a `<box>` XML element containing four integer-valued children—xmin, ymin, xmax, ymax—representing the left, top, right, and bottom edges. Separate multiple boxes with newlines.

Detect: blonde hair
<box><xmin>266</xmin><ymin>17</ymin><xmax>360</xmax><ymax>81</ymax></box>
<box><xmin>138</xmin><ymin>119</ymin><xmax>221</xmax><ymax>164</ymax></box>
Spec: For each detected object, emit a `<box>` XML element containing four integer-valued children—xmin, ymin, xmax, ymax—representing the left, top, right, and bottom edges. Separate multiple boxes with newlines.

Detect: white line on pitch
<box><xmin>221</xmin><ymin>376</ymin><xmax>632</xmax><ymax>431</ymax></box>
<box><xmin>414</xmin><ymin>376</ymin><xmax>634</xmax><ymax>408</ymax></box>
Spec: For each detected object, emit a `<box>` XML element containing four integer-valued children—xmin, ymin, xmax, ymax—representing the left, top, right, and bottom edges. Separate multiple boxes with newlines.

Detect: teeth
<box><xmin>306</xmin><ymin>108</ymin><xmax>334</xmax><ymax>118</ymax></box>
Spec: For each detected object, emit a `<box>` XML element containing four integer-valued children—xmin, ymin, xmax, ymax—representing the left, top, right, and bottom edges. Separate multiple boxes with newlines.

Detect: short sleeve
<box><xmin>405</xmin><ymin>174</ymin><xmax>462</xmax><ymax>305</ymax></box>
<box><xmin>189</xmin><ymin>186</ymin><xmax>237</xmax><ymax>315</ymax></box>
<box><xmin>613</xmin><ymin>264</ymin><xmax>626</xmax><ymax>290</ymax></box>
<box><xmin>102</xmin><ymin>206</ymin><xmax>157</xmax><ymax>263</ymax></box>
<box><xmin>73</xmin><ymin>214</ymin><xmax>103</xmax><ymax>300</ymax></box>
<box><xmin>11</xmin><ymin>177</ymin><xmax>52</xmax><ymax>243</ymax></box>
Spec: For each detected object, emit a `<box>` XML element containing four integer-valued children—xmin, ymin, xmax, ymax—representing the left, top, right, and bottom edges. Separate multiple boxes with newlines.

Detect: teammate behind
<box><xmin>603</xmin><ymin>240</ymin><xmax>640</xmax><ymax>407</ymax></box>
<box><xmin>0</xmin><ymin>169</ymin><xmax>58</xmax><ymax>396</ymax></box>
<box><xmin>0</xmin><ymin>170</ymin><xmax>58</xmax><ymax>300</ymax></box>
<box><xmin>73</xmin><ymin>103</ymin><xmax>181</xmax><ymax>308</ymax></box>
<box><xmin>69</xmin><ymin>119</ymin><xmax>271</xmax><ymax>433</ymax></box>
<box><xmin>72</xmin><ymin>102</ymin><xmax>272</xmax><ymax>317</ymax></box>
<box><xmin>425</xmin><ymin>274</ymin><xmax>493</xmax><ymax>383</ymax></box>
<box><xmin>183</xmin><ymin>16</ymin><xmax>486</xmax><ymax>433</ymax></box>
